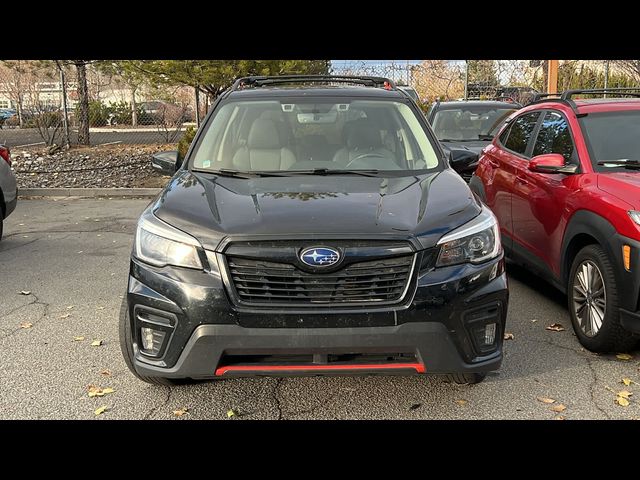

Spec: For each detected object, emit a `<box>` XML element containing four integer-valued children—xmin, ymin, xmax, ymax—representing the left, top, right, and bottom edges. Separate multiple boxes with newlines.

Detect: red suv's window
<box><xmin>502</xmin><ymin>112</ymin><xmax>540</xmax><ymax>156</ymax></box>
<box><xmin>532</xmin><ymin>111</ymin><xmax>576</xmax><ymax>163</ymax></box>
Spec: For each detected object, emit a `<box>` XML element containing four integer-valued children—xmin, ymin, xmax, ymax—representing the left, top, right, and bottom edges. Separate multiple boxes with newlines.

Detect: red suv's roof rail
<box><xmin>561</xmin><ymin>87</ymin><xmax>640</xmax><ymax>100</ymax></box>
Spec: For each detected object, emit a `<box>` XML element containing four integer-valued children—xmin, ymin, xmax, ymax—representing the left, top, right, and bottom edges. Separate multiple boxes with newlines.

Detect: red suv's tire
<box><xmin>568</xmin><ymin>245</ymin><xmax>637</xmax><ymax>352</ymax></box>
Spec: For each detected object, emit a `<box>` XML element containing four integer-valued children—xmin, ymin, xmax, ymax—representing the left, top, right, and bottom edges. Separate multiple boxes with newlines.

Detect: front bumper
<box><xmin>3</xmin><ymin>188</ymin><xmax>17</xmax><ymax>218</ymax></box>
<box><xmin>126</xmin><ymin>254</ymin><xmax>508</xmax><ymax>379</ymax></box>
<box><xmin>610</xmin><ymin>234</ymin><xmax>640</xmax><ymax>333</ymax></box>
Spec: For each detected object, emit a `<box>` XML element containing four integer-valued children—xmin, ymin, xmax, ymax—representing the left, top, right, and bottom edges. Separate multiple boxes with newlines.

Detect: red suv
<box><xmin>470</xmin><ymin>88</ymin><xmax>640</xmax><ymax>352</ymax></box>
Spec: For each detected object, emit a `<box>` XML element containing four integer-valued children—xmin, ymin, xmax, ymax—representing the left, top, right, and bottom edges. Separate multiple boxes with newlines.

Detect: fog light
<box><xmin>484</xmin><ymin>323</ymin><xmax>496</xmax><ymax>345</ymax></box>
<box><xmin>140</xmin><ymin>327</ymin><xmax>167</xmax><ymax>356</ymax></box>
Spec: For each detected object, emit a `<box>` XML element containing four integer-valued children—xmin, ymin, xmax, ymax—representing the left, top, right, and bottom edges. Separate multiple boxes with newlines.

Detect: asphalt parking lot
<box><xmin>1</xmin><ymin>198</ymin><xmax>639</xmax><ymax>420</ymax></box>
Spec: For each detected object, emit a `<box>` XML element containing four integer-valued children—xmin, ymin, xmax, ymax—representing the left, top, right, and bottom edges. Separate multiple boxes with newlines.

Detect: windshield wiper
<box><xmin>286</xmin><ymin>168</ymin><xmax>381</xmax><ymax>177</ymax></box>
<box><xmin>439</xmin><ymin>138</ymin><xmax>477</xmax><ymax>142</ymax></box>
<box><xmin>596</xmin><ymin>159</ymin><xmax>640</xmax><ymax>169</ymax></box>
<box><xmin>194</xmin><ymin>168</ymin><xmax>290</xmax><ymax>178</ymax></box>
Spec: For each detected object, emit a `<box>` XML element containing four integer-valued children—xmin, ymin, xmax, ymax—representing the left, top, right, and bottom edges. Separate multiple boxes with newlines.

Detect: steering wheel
<box><xmin>345</xmin><ymin>152</ymin><xmax>388</xmax><ymax>169</ymax></box>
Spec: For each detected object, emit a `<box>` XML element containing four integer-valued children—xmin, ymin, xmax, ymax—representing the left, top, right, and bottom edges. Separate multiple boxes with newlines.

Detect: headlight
<box><xmin>436</xmin><ymin>207</ymin><xmax>501</xmax><ymax>267</ymax></box>
<box><xmin>629</xmin><ymin>211</ymin><xmax>640</xmax><ymax>226</ymax></box>
<box><xmin>134</xmin><ymin>209</ymin><xmax>203</xmax><ymax>269</ymax></box>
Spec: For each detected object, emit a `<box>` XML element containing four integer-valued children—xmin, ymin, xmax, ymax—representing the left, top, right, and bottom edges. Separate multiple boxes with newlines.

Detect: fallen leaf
<box><xmin>550</xmin><ymin>404</ymin><xmax>567</xmax><ymax>413</ymax></box>
<box><xmin>77</xmin><ymin>251</ymin><xmax>83</xmax><ymax>254</ymax></box>
<box><xmin>537</xmin><ymin>397</ymin><xmax>556</xmax><ymax>404</ymax></box>
<box><xmin>616</xmin><ymin>353</ymin><xmax>633</xmax><ymax>361</ymax></box>
<box><xmin>173</xmin><ymin>407</ymin><xmax>189</xmax><ymax>417</ymax></box>
<box><xmin>100</xmin><ymin>369</ymin><xmax>112</xmax><ymax>376</ymax></box>
<box><xmin>622</xmin><ymin>378</ymin><xmax>633</xmax><ymax>386</ymax></box>
<box><xmin>96</xmin><ymin>306</ymin><xmax>105</xmax><ymax>311</ymax></box>
<box><xmin>227</xmin><ymin>409</ymin><xmax>237</xmax><ymax>418</ymax></box>
<box><xmin>410</xmin><ymin>403</ymin><xmax>421</xmax><ymax>410</ymax></box>
<box><xmin>554</xmin><ymin>415</ymin><xmax>566</xmax><ymax>420</ymax></box>
<box><xmin>19</xmin><ymin>290</ymin><xmax>31</xmax><ymax>295</ymax></box>
<box><xmin>102</xmin><ymin>387</ymin><xmax>115</xmax><ymax>395</ymax></box>
<box><xmin>616</xmin><ymin>397</ymin><xmax>630</xmax><ymax>407</ymax></box>
<box><xmin>20</xmin><ymin>322</ymin><xmax>33</xmax><ymax>329</ymax></box>
<box><xmin>531</xmin><ymin>319</ymin><xmax>538</xmax><ymax>323</ymax></box>
<box><xmin>504</xmin><ymin>332</ymin><xmax>515</xmax><ymax>340</ymax></box>
<box><xmin>73</xmin><ymin>336</ymin><xmax>85</xmax><ymax>341</ymax></box>
<box><xmin>94</xmin><ymin>406</ymin><xmax>108</xmax><ymax>416</ymax></box>
<box><xmin>617</xmin><ymin>390</ymin><xmax>633</xmax><ymax>399</ymax></box>
<box><xmin>91</xmin><ymin>340</ymin><xmax>103</xmax><ymax>347</ymax></box>
<box><xmin>455</xmin><ymin>399</ymin><xmax>468</xmax><ymax>406</ymax></box>
<box><xmin>546</xmin><ymin>323</ymin><xmax>565</xmax><ymax>332</ymax></box>
<box><xmin>87</xmin><ymin>385</ymin><xmax>115</xmax><ymax>397</ymax></box>
<box><xmin>59</xmin><ymin>313</ymin><xmax>71</xmax><ymax>319</ymax></box>
<box><xmin>66</xmin><ymin>305</ymin><xmax>74</xmax><ymax>310</ymax></box>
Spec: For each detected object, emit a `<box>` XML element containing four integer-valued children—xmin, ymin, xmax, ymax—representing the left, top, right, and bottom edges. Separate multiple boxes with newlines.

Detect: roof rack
<box><xmin>531</xmin><ymin>92</ymin><xmax>561</xmax><ymax>102</ymax></box>
<box><xmin>230</xmin><ymin>75</ymin><xmax>397</xmax><ymax>91</ymax></box>
<box><xmin>561</xmin><ymin>87</ymin><xmax>640</xmax><ymax>100</ymax></box>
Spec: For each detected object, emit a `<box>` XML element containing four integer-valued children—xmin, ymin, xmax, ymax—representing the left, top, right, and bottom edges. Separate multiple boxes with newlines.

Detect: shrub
<box><xmin>178</xmin><ymin>126</ymin><xmax>196</xmax><ymax>160</ymax></box>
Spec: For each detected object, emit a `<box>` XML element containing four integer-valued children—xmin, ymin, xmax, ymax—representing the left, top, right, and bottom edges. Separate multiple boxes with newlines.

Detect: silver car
<box><xmin>0</xmin><ymin>144</ymin><xmax>17</xmax><ymax>240</ymax></box>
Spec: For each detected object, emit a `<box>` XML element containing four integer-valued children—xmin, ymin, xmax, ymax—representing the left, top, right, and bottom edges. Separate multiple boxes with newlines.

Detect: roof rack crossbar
<box><xmin>561</xmin><ymin>88</ymin><xmax>640</xmax><ymax>100</ymax></box>
<box><xmin>231</xmin><ymin>75</ymin><xmax>396</xmax><ymax>91</ymax></box>
<box><xmin>531</xmin><ymin>92</ymin><xmax>561</xmax><ymax>102</ymax></box>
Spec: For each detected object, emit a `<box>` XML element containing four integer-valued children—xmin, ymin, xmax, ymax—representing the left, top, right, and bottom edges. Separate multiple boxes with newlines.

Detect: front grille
<box><xmin>226</xmin><ymin>254</ymin><xmax>415</xmax><ymax>306</ymax></box>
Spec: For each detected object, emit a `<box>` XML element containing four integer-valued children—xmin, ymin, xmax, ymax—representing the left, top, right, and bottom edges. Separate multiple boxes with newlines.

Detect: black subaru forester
<box><xmin>120</xmin><ymin>75</ymin><xmax>508</xmax><ymax>385</ymax></box>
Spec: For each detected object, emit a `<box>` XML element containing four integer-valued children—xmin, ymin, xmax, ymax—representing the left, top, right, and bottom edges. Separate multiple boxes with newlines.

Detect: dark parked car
<box><xmin>0</xmin><ymin>144</ymin><xmax>17</xmax><ymax>240</ymax></box>
<box><xmin>139</xmin><ymin>101</ymin><xmax>194</xmax><ymax>125</ymax></box>
<box><xmin>471</xmin><ymin>88</ymin><xmax>640</xmax><ymax>352</ymax></box>
<box><xmin>120</xmin><ymin>75</ymin><xmax>508</xmax><ymax>386</ymax></box>
<box><xmin>427</xmin><ymin>100</ymin><xmax>520</xmax><ymax>181</ymax></box>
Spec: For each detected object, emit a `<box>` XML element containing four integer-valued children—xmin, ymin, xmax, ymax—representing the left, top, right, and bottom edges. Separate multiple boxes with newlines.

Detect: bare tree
<box><xmin>0</xmin><ymin>60</ymin><xmax>37</xmax><ymax>128</ymax></box>
<box><xmin>155</xmin><ymin>102</ymin><xmax>188</xmax><ymax>143</ymax></box>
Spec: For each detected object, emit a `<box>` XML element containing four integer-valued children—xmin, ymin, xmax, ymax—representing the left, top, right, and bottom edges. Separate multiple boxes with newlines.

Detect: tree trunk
<box><xmin>75</xmin><ymin>62</ymin><xmax>90</xmax><ymax>146</ymax></box>
<box><xmin>131</xmin><ymin>86</ymin><xmax>138</xmax><ymax>127</ymax></box>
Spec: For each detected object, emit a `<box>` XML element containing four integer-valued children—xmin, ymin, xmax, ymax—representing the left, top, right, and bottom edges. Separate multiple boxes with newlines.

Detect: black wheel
<box><xmin>568</xmin><ymin>244</ymin><xmax>637</xmax><ymax>352</ymax></box>
<box><xmin>119</xmin><ymin>298</ymin><xmax>191</xmax><ymax>386</ymax></box>
<box><xmin>444</xmin><ymin>372</ymin><xmax>487</xmax><ymax>385</ymax></box>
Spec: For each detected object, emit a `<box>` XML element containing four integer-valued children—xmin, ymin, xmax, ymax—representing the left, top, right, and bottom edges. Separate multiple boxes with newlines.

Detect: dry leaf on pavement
<box><xmin>91</xmin><ymin>340</ymin><xmax>103</xmax><ymax>347</ymax></box>
<box><xmin>545</xmin><ymin>323</ymin><xmax>565</xmax><ymax>332</ymax></box>
<box><xmin>622</xmin><ymin>378</ymin><xmax>633</xmax><ymax>386</ymax></box>
<box><xmin>503</xmin><ymin>333</ymin><xmax>515</xmax><ymax>340</ymax></box>
<box><xmin>100</xmin><ymin>369</ymin><xmax>112</xmax><ymax>376</ymax></box>
<box><xmin>66</xmin><ymin>305</ymin><xmax>74</xmax><ymax>310</ymax></box>
<box><xmin>94</xmin><ymin>406</ymin><xmax>108</xmax><ymax>416</ymax></box>
<box><xmin>173</xmin><ymin>407</ymin><xmax>189</xmax><ymax>417</ymax></box>
<box><xmin>550</xmin><ymin>404</ymin><xmax>567</xmax><ymax>413</ymax></box>
<box><xmin>455</xmin><ymin>399</ymin><xmax>468</xmax><ymax>406</ymax></box>
<box><xmin>19</xmin><ymin>290</ymin><xmax>31</xmax><ymax>295</ymax></box>
<box><xmin>59</xmin><ymin>313</ymin><xmax>71</xmax><ymax>319</ymax></box>
<box><xmin>616</xmin><ymin>397</ymin><xmax>630</xmax><ymax>407</ymax></box>
<box><xmin>616</xmin><ymin>353</ymin><xmax>633</xmax><ymax>361</ymax></box>
<box><xmin>554</xmin><ymin>416</ymin><xmax>565</xmax><ymax>420</ymax></box>
<box><xmin>227</xmin><ymin>409</ymin><xmax>237</xmax><ymax>418</ymax></box>
<box><xmin>537</xmin><ymin>397</ymin><xmax>556</xmax><ymax>404</ymax></box>
<box><xmin>87</xmin><ymin>385</ymin><xmax>114</xmax><ymax>397</ymax></box>
<box><xmin>617</xmin><ymin>390</ymin><xmax>633</xmax><ymax>399</ymax></box>
<box><xmin>73</xmin><ymin>336</ymin><xmax>85</xmax><ymax>341</ymax></box>
<box><xmin>19</xmin><ymin>322</ymin><xmax>33</xmax><ymax>329</ymax></box>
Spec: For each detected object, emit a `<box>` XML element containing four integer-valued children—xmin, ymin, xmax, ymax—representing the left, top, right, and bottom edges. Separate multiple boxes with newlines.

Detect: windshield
<box><xmin>190</xmin><ymin>98</ymin><xmax>440</xmax><ymax>174</ymax></box>
<box><xmin>431</xmin><ymin>106</ymin><xmax>516</xmax><ymax>141</ymax></box>
<box><xmin>580</xmin><ymin>110</ymin><xmax>640</xmax><ymax>173</ymax></box>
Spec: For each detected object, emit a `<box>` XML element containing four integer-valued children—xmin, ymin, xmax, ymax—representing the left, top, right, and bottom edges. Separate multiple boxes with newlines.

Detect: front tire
<box><xmin>568</xmin><ymin>244</ymin><xmax>636</xmax><ymax>352</ymax></box>
<box><xmin>444</xmin><ymin>373</ymin><xmax>487</xmax><ymax>384</ymax></box>
<box><xmin>119</xmin><ymin>298</ymin><xmax>190</xmax><ymax>386</ymax></box>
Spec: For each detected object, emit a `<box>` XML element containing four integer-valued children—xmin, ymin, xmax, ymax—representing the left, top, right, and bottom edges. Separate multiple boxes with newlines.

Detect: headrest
<box><xmin>248</xmin><ymin>118</ymin><xmax>280</xmax><ymax>149</ymax></box>
<box><xmin>346</xmin><ymin>121</ymin><xmax>382</xmax><ymax>149</ymax></box>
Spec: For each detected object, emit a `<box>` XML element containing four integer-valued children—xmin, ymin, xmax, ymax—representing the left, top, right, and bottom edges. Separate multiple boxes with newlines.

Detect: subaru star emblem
<box><xmin>300</xmin><ymin>247</ymin><xmax>340</xmax><ymax>267</ymax></box>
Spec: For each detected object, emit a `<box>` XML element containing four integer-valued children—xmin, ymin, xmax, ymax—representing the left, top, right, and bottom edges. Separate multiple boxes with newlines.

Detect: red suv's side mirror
<box><xmin>529</xmin><ymin>153</ymin><xmax>578</xmax><ymax>174</ymax></box>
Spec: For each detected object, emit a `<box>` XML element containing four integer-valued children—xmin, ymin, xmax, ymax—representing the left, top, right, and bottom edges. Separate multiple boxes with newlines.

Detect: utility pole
<box><xmin>194</xmin><ymin>86</ymin><xmax>201</xmax><ymax>127</ymax></box>
<box><xmin>604</xmin><ymin>60</ymin><xmax>610</xmax><ymax>98</ymax></box>
<box><xmin>547</xmin><ymin>60</ymin><xmax>559</xmax><ymax>94</ymax></box>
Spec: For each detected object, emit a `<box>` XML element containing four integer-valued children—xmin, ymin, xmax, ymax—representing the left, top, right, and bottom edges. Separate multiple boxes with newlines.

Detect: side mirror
<box><xmin>529</xmin><ymin>153</ymin><xmax>578</xmax><ymax>174</ymax></box>
<box><xmin>151</xmin><ymin>150</ymin><xmax>181</xmax><ymax>175</ymax></box>
<box><xmin>449</xmin><ymin>149</ymin><xmax>479</xmax><ymax>175</ymax></box>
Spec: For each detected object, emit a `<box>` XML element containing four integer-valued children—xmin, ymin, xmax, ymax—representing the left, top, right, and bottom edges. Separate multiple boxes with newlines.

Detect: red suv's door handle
<box><xmin>487</xmin><ymin>159</ymin><xmax>500</xmax><ymax>168</ymax></box>
<box><xmin>516</xmin><ymin>175</ymin><xmax>530</xmax><ymax>185</ymax></box>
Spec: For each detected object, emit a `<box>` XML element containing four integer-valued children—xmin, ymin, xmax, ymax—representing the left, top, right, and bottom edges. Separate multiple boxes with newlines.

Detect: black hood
<box><xmin>153</xmin><ymin>169</ymin><xmax>481</xmax><ymax>251</ymax></box>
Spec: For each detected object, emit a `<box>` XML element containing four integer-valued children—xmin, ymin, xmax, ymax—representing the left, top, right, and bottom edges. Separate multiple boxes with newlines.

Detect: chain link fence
<box><xmin>331</xmin><ymin>60</ymin><xmax>638</xmax><ymax>108</ymax></box>
<box><xmin>0</xmin><ymin>61</ymin><xmax>197</xmax><ymax>149</ymax></box>
<box><xmin>2</xmin><ymin>60</ymin><xmax>640</xmax><ymax>150</ymax></box>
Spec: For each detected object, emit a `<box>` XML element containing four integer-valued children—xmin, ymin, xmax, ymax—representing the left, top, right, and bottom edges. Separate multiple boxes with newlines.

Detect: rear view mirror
<box><xmin>529</xmin><ymin>154</ymin><xmax>577</xmax><ymax>174</ymax></box>
<box><xmin>151</xmin><ymin>150</ymin><xmax>180</xmax><ymax>175</ymax></box>
<box><xmin>449</xmin><ymin>149</ymin><xmax>479</xmax><ymax>175</ymax></box>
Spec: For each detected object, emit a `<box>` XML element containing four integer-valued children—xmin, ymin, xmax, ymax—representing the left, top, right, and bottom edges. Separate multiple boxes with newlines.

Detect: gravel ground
<box><xmin>12</xmin><ymin>144</ymin><xmax>172</xmax><ymax>189</ymax></box>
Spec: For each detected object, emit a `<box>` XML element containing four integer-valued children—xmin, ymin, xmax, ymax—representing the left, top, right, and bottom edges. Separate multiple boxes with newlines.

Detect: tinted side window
<box><xmin>503</xmin><ymin>112</ymin><xmax>541</xmax><ymax>156</ymax></box>
<box><xmin>532</xmin><ymin>111</ymin><xmax>575</xmax><ymax>162</ymax></box>
<box><xmin>499</xmin><ymin>124</ymin><xmax>511</xmax><ymax>144</ymax></box>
